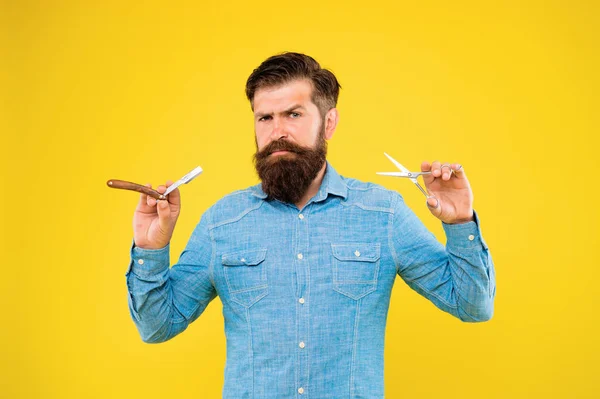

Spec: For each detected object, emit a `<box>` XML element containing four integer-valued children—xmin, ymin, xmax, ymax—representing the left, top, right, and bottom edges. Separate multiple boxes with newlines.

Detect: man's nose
<box><xmin>270</xmin><ymin>118</ymin><xmax>288</xmax><ymax>140</ymax></box>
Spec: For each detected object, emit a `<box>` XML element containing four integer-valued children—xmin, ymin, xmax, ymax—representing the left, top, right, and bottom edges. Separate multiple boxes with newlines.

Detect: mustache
<box><xmin>254</xmin><ymin>139</ymin><xmax>312</xmax><ymax>160</ymax></box>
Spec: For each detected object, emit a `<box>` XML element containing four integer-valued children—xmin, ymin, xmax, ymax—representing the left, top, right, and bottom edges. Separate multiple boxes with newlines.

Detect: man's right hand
<box><xmin>133</xmin><ymin>180</ymin><xmax>181</xmax><ymax>249</ymax></box>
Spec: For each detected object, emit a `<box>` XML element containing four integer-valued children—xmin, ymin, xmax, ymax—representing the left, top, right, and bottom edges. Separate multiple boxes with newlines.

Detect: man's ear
<box><xmin>324</xmin><ymin>108</ymin><xmax>339</xmax><ymax>140</ymax></box>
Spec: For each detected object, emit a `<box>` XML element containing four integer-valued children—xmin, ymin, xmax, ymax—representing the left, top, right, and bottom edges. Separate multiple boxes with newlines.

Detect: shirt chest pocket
<box><xmin>331</xmin><ymin>243</ymin><xmax>381</xmax><ymax>300</ymax></box>
<box><xmin>222</xmin><ymin>248</ymin><xmax>269</xmax><ymax>308</ymax></box>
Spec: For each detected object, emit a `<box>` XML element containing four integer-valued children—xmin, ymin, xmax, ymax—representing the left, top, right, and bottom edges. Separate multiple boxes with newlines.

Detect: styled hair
<box><xmin>245</xmin><ymin>52</ymin><xmax>341</xmax><ymax>117</ymax></box>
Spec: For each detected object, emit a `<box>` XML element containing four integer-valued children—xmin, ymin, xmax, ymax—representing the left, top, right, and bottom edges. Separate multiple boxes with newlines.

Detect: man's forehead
<box><xmin>253</xmin><ymin>80</ymin><xmax>314</xmax><ymax>114</ymax></box>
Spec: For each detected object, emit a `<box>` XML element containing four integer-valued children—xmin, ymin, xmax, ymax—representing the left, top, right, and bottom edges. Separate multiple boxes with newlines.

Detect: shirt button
<box><xmin>297</xmin><ymin>253</ymin><xmax>303</xmax><ymax>260</ymax></box>
<box><xmin>298</xmin><ymin>214</ymin><xmax>304</xmax><ymax>220</ymax></box>
<box><xmin>137</xmin><ymin>259</ymin><xmax>144</xmax><ymax>265</ymax></box>
<box><xmin>468</xmin><ymin>235</ymin><xmax>475</xmax><ymax>241</ymax></box>
<box><xmin>354</xmin><ymin>250</ymin><xmax>360</xmax><ymax>257</ymax></box>
<box><xmin>299</xmin><ymin>297</ymin><xmax>305</xmax><ymax>304</ymax></box>
<box><xmin>299</xmin><ymin>341</ymin><xmax>305</xmax><ymax>348</ymax></box>
<box><xmin>298</xmin><ymin>387</ymin><xmax>304</xmax><ymax>394</ymax></box>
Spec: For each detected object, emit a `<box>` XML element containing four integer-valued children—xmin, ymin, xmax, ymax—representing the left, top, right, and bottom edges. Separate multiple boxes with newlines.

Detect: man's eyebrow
<box><xmin>255</xmin><ymin>104</ymin><xmax>306</xmax><ymax>118</ymax></box>
<box><xmin>283</xmin><ymin>104</ymin><xmax>305</xmax><ymax>113</ymax></box>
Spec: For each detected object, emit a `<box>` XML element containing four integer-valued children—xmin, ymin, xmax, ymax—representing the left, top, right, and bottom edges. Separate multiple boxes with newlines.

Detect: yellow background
<box><xmin>3</xmin><ymin>0</ymin><xmax>599</xmax><ymax>397</ymax></box>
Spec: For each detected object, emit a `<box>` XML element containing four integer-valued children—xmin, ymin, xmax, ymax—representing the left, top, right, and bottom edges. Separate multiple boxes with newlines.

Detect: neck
<box><xmin>295</xmin><ymin>162</ymin><xmax>327</xmax><ymax>210</ymax></box>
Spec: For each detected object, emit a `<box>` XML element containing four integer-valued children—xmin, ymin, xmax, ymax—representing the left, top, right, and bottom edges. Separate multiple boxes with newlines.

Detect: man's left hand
<box><xmin>421</xmin><ymin>161</ymin><xmax>474</xmax><ymax>224</ymax></box>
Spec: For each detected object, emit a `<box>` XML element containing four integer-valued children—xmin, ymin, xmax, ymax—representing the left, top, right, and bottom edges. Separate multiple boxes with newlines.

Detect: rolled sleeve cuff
<box><xmin>125</xmin><ymin>239</ymin><xmax>170</xmax><ymax>277</ymax></box>
<box><xmin>442</xmin><ymin>210</ymin><xmax>489</xmax><ymax>250</ymax></box>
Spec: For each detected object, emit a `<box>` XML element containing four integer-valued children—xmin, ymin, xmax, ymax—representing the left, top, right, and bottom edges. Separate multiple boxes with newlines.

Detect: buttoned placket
<box><xmin>294</xmin><ymin>207</ymin><xmax>310</xmax><ymax>397</ymax></box>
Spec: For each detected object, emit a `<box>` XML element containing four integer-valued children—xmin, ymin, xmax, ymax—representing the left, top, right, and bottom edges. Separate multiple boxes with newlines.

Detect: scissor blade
<box><xmin>383</xmin><ymin>152</ymin><xmax>410</xmax><ymax>173</ymax></box>
<box><xmin>412</xmin><ymin>181</ymin><xmax>430</xmax><ymax>197</ymax></box>
<box><xmin>376</xmin><ymin>172</ymin><xmax>410</xmax><ymax>177</ymax></box>
<box><xmin>164</xmin><ymin>166</ymin><xmax>203</xmax><ymax>196</ymax></box>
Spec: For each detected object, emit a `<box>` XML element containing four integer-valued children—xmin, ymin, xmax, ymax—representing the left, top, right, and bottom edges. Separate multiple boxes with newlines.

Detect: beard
<box><xmin>253</xmin><ymin>125</ymin><xmax>327</xmax><ymax>205</ymax></box>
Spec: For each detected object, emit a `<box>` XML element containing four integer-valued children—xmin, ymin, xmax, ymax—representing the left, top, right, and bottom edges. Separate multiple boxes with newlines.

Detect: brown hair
<box><xmin>245</xmin><ymin>52</ymin><xmax>341</xmax><ymax>117</ymax></box>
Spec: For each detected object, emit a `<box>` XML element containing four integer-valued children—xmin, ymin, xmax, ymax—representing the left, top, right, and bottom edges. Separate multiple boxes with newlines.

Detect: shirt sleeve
<box><xmin>125</xmin><ymin>209</ymin><xmax>217</xmax><ymax>343</ymax></box>
<box><xmin>390</xmin><ymin>193</ymin><xmax>496</xmax><ymax>322</ymax></box>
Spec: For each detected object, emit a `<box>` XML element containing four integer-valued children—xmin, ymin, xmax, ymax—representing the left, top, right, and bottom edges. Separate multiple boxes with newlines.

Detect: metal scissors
<box><xmin>376</xmin><ymin>152</ymin><xmax>433</xmax><ymax>197</ymax></box>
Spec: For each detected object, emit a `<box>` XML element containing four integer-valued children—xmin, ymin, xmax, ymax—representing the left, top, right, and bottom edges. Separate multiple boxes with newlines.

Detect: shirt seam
<box><xmin>390</xmin><ymin>194</ymin><xmax>458</xmax><ymax>310</ymax></box>
<box><xmin>294</xmin><ymin>205</ymin><xmax>300</xmax><ymax>396</ymax></box>
<box><xmin>350</xmin><ymin>299</ymin><xmax>361</xmax><ymax>398</ymax></box>
<box><xmin>207</xmin><ymin>209</ymin><xmax>217</xmax><ymax>290</ymax></box>
<box><xmin>209</xmin><ymin>201</ymin><xmax>264</xmax><ymax>229</ymax></box>
<box><xmin>452</xmin><ymin>266</ymin><xmax>482</xmax><ymax>320</ymax></box>
<box><xmin>409</xmin><ymin>279</ymin><xmax>459</xmax><ymax>309</ymax></box>
<box><xmin>340</xmin><ymin>202</ymin><xmax>394</xmax><ymax>213</ymax></box>
<box><xmin>305</xmin><ymin>205</ymin><xmax>312</xmax><ymax>397</ymax></box>
<box><xmin>389</xmin><ymin>193</ymin><xmax>401</xmax><ymax>276</ymax></box>
<box><xmin>246</xmin><ymin>306</ymin><xmax>254</xmax><ymax>398</ymax></box>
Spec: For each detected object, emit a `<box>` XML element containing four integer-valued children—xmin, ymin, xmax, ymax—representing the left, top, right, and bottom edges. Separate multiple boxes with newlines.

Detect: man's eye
<box><xmin>259</xmin><ymin>116</ymin><xmax>271</xmax><ymax>121</ymax></box>
<box><xmin>290</xmin><ymin>112</ymin><xmax>300</xmax><ymax>118</ymax></box>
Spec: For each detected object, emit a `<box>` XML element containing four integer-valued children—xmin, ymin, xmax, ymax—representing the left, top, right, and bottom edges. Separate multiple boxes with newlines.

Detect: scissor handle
<box><xmin>407</xmin><ymin>172</ymin><xmax>432</xmax><ymax>177</ymax></box>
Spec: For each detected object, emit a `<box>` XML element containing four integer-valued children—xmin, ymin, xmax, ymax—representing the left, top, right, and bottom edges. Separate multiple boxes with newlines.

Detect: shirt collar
<box><xmin>250</xmin><ymin>161</ymin><xmax>348</xmax><ymax>202</ymax></box>
<box><xmin>312</xmin><ymin>161</ymin><xmax>348</xmax><ymax>202</ymax></box>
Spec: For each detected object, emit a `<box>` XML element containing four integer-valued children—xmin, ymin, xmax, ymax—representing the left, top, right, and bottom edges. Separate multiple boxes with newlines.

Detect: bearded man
<box><xmin>125</xmin><ymin>52</ymin><xmax>496</xmax><ymax>398</ymax></box>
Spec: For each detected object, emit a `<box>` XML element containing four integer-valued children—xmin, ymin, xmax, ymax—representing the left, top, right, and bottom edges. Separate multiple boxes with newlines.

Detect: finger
<box><xmin>155</xmin><ymin>184</ymin><xmax>167</xmax><ymax>204</ymax></box>
<box><xmin>426</xmin><ymin>196</ymin><xmax>442</xmax><ymax>217</ymax></box>
<box><xmin>136</xmin><ymin>183</ymin><xmax>154</xmax><ymax>211</ymax></box>
<box><xmin>164</xmin><ymin>180</ymin><xmax>181</xmax><ymax>207</ymax></box>
<box><xmin>451</xmin><ymin>163</ymin><xmax>466</xmax><ymax>180</ymax></box>
<box><xmin>421</xmin><ymin>161</ymin><xmax>434</xmax><ymax>184</ymax></box>
<box><xmin>156</xmin><ymin>198</ymin><xmax>172</xmax><ymax>231</ymax></box>
<box><xmin>440</xmin><ymin>162</ymin><xmax>452</xmax><ymax>181</ymax></box>
<box><xmin>138</xmin><ymin>183</ymin><xmax>149</xmax><ymax>204</ymax></box>
<box><xmin>147</xmin><ymin>186</ymin><xmax>157</xmax><ymax>207</ymax></box>
<box><xmin>431</xmin><ymin>160</ymin><xmax>442</xmax><ymax>178</ymax></box>
<box><xmin>450</xmin><ymin>163</ymin><xmax>467</xmax><ymax>181</ymax></box>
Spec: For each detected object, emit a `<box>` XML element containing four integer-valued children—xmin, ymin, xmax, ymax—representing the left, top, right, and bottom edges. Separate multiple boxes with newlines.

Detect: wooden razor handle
<box><xmin>106</xmin><ymin>180</ymin><xmax>166</xmax><ymax>200</ymax></box>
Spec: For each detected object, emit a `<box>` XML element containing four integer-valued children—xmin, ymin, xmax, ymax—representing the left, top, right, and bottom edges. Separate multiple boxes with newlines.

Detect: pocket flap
<box><xmin>331</xmin><ymin>243</ymin><xmax>380</xmax><ymax>262</ymax></box>
<box><xmin>222</xmin><ymin>249</ymin><xmax>267</xmax><ymax>266</ymax></box>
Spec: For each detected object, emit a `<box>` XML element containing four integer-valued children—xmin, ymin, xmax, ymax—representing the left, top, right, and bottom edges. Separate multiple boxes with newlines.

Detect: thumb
<box><xmin>426</xmin><ymin>196</ymin><xmax>442</xmax><ymax>217</ymax></box>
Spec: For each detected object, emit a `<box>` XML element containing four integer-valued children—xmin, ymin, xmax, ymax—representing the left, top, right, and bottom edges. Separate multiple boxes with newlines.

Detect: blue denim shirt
<box><xmin>125</xmin><ymin>162</ymin><xmax>495</xmax><ymax>398</ymax></box>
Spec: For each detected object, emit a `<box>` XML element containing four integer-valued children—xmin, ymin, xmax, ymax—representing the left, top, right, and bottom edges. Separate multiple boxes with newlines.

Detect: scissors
<box><xmin>376</xmin><ymin>152</ymin><xmax>434</xmax><ymax>198</ymax></box>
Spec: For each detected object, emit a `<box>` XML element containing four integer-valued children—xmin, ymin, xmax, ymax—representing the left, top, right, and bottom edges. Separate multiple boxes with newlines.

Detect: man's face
<box><xmin>252</xmin><ymin>79</ymin><xmax>334</xmax><ymax>204</ymax></box>
<box><xmin>253</xmin><ymin>79</ymin><xmax>326</xmax><ymax>153</ymax></box>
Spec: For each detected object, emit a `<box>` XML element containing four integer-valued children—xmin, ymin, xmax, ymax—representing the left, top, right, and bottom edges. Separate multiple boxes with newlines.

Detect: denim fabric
<box><xmin>125</xmin><ymin>162</ymin><xmax>495</xmax><ymax>398</ymax></box>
